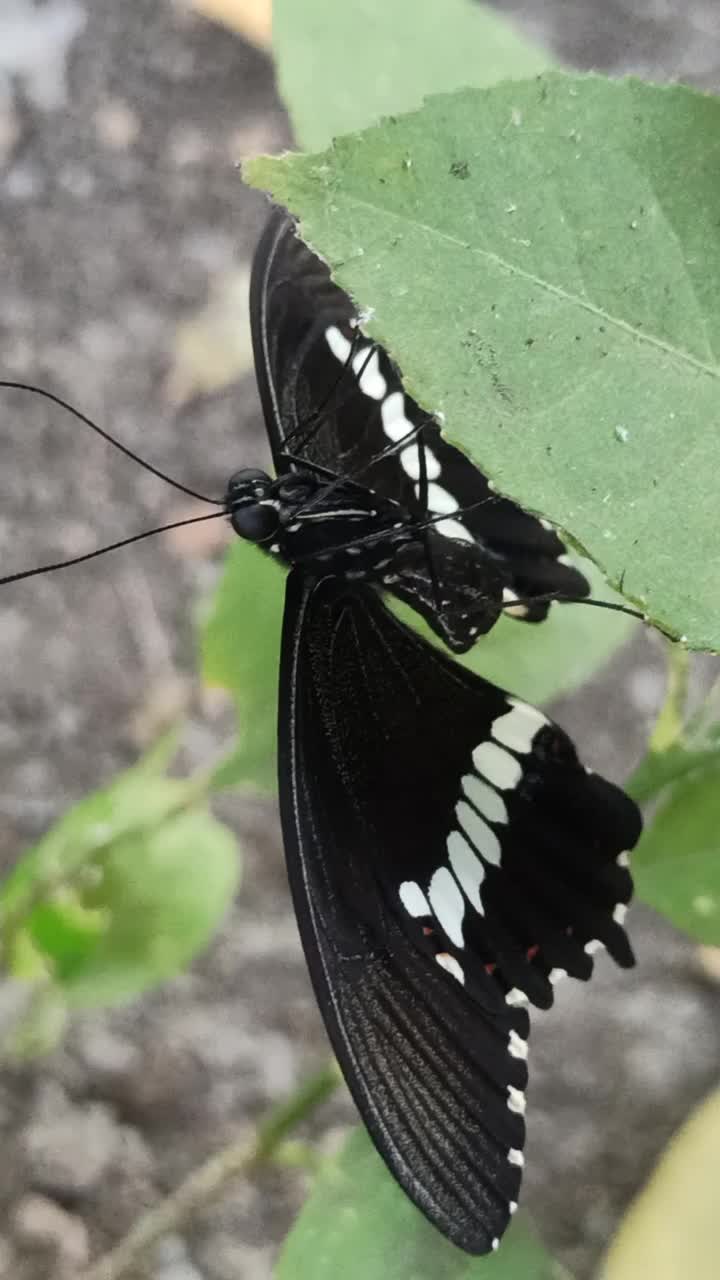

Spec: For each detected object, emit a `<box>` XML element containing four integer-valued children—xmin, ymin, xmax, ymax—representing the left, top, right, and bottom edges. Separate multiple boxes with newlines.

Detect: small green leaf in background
<box><xmin>632</xmin><ymin>757</ymin><xmax>720</xmax><ymax>945</ymax></box>
<box><xmin>278</xmin><ymin>1127</ymin><xmax>568</xmax><ymax>1280</ymax></box>
<box><xmin>201</xmin><ymin>539</ymin><xmax>284</xmax><ymax>790</ymax></box>
<box><xmin>246</xmin><ymin>74</ymin><xmax>720</xmax><ymax>651</ymax></box>
<box><xmin>0</xmin><ymin>735</ymin><xmax>183</xmax><ymax>922</ymax></box>
<box><xmin>0</xmin><ymin>746</ymin><xmax>241</xmax><ymax>1008</ymax></box>
<box><xmin>55</xmin><ymin>806</ymin><xmax>239</xmax><ymax>1006</ymax></box>
<box><xmin>274</xmin><ymin>0</ymin><xmax>551</xmax><ymax>149</ymax></box>
<box><xmin>601</xmin><ymin>1087</ymin><xmax>720</xmax><ymax>1280</ymax></box>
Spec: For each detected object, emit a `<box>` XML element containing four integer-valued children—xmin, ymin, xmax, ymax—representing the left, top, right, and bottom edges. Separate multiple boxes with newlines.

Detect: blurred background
<box><xmin>0</xmin><ymin>2</ymin><xmax>719</xmax><ymax>1278</ymax></box>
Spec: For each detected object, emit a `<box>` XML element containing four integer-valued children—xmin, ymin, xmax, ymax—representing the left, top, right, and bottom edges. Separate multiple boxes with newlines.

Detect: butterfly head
<box><xmin>225</xmin><ymin>467</ymin><xmax>280</xmax><ymax>543</ymax></box>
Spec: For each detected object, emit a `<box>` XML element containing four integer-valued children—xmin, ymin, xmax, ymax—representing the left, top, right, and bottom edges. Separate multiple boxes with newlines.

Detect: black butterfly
<box><xmin>224</xmin><ymin>208</ymin><xmax>642</xmax><ymax>1254</ymax></box>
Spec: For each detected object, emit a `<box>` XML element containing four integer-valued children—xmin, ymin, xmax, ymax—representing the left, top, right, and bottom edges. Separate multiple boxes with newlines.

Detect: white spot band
<box><xmin>472</xmin><ymin>742</ymin><xmax>523</xmax><ymax>791</ymax></box>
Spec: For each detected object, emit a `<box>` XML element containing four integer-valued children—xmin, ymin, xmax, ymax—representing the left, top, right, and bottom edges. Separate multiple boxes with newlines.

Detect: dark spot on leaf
<box><xmin>525</xmin><ymin>337</ymin><xmax>535</xmax><ymax>347</ymax></box>
<box><xmin>450</xmin><ymin>160</ymin><xmax>470</xmax><ymax>180</ymax></box>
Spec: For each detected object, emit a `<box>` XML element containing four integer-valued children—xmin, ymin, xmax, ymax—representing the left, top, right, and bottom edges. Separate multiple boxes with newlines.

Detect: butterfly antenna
<box><xmin>0</xmin><ymin>381</ymin><xmax>224</xmax><ymax>506</ymax></box>
<box><xmin>414</xmin><ymin>428</ymin><xmax>444</xmax><ymax>621</ymax></box>
<box><xmin>294</xmin><ymin>396</ymin><xmax>438</xmax><ymax>520</ymax></box>
<box><xmin>0</xmin><ymin>510</ymin><xmax>227</xmax><ymax>588</ymax></box>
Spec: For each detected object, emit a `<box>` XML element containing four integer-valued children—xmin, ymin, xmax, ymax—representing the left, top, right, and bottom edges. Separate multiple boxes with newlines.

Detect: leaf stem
<box><xmin>77</xmin><ymin>1060</ymin><xmax>342</xmax><ymax>1280</ymax></box>
<box><xmin>647</xmin><ymin>642</ymin><xmax>690</xmax><ymax>754</ymax></box>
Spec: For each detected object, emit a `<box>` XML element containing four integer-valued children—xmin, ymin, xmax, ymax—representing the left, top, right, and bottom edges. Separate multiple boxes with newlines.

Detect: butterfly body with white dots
<box><xmin>226</xmin><ymin>465</ymin><xmax>508</xmax><ymax>652</ymax></box>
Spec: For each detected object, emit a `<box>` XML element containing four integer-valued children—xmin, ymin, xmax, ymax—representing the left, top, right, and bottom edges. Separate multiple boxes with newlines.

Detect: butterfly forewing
<box><xmin>250</xmin><ymin>208</ymin><xmax>590</xmax><ymax>618</ymax></box>
<box><xmin>278</xmin><ymin>570</ymin><xmax>641</xmax><ymax>1253</ymax></box>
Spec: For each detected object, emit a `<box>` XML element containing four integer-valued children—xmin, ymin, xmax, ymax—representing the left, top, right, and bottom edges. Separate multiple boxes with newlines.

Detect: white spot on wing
<box><xmin>508</xmin><ymin>1030</ymin><xmax>528</xmax><ymax>1061</ymax></box>
<box><xmin>472</xmin><ymin>741</ymin><xmax>523</xmax><ymax>790</ymax></box>
<box><xmin>613</xmin><ymin>903</ymin><xmax>628</xmax><ymax>924</ymax></box>
<box><xmin>399</xmin><ymin>442</ymin><xmax>441</xmax><ymax>481</ymax></box>
<box><xmin>509</xmin><ymin>1200</ymin><xmax>518</xmax><ymax>1216</ymax></box>
<box><xmin>461</xmin><ymin>774</ymin><xmax>508</xmax><ymax>825</ymax></box>
<box><xmin>507</xmin><ymin>1086</ymin><xmax>526</xmax><ymax>1116</ymax></box>
<box><xmin>428</xmin><ymin>867</ymin><xmax>466</xmax><ymax>949</ymax></box>
<box><xmin>455</xmin><ymin>800</ymin><xmax>502</xmax><ymax>866</ymax></box>
<box><xmin>325</xmin><ymin>324</ymin><xmax>352</xmax><ymax>364</ymax></box>
<box><xmin>508</xmin><ymin>1148</ymin><xmax>525</xmax><ymax>1168</ymax></box>
<box><xmin>506</xmin><ymin>988</ymin><xmax>528</xmax><ymax>1008</ymax></box>
<box><xmin>584</xmin><ymin>938</ymin><xmax>603</xmax><ymax>956</ymax></box>
<box><xmin>380</xmin><ymin>391</ymin><xmax>416</xmax><ymax>442</ymax></box>
<box><xmin>436</xmin><ymin>952</ymin><xmax>465</xmax><ymax>985</ymax></box>
<box><xmin>434</xmin><ymin>517</ymin><xmax>474</xmax><ymax>543</ymax></box>
<box><xmin>492</xmin><ymin>700</ymin><xmax>547</xmax><ymax>754</ymax></box>
<box><xmin>503</xmin><ymin>595</ymin><xmax>531</xmax><ymax>619</ymax></box>
<box><xmin>447</xmin><ymin>830</ymin><xmax>485</xmax><ymax>913</ymax></box>
<box><xmin>617</xmin><ymin>851</ymin><xmax>630</xmax><ymax>868</ymax></box>
<box><xmin>399</xmin><ymin>881</ymin><xmax>430</xmax><ymax>919</ymax></box>
<box><xmin>353</xmin><ymin>347</ymin><xmax>386</xmax><ymax>399</ymax></box>
<box><xmin>549</xmin><ymin>967</ymin><xmax>567</xmax><ymax>985</ymax></box>
<box><xmin>416</xmin><ymin>481</ymin><xmax>459</xmax><ymax>515</ymax></box>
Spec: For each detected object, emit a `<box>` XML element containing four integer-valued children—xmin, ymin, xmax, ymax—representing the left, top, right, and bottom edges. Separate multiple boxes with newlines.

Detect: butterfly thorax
<box><xmin>226</xmin><ymin>466</ymin><xmax>415</xmax><ymax>579</ymax></box>
<box><xmin>226</xmin><ymin>466</ymin><xmax>507</xmax><ymax>654</ymax></box>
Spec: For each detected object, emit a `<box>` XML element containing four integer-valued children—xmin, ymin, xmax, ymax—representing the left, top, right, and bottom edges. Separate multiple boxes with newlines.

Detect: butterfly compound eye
<box><xmin>226</xmin><ymin>468</ymin><xmax>280</xmax><ymax>543</ymax></box>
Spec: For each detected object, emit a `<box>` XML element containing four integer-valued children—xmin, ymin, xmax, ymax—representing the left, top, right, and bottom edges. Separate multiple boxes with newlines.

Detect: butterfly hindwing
<box><xmin>251</xmin><ymin>208</ymin><xmax>590</xmax><ymax>619</ymax></box>
<box><xmin>278</xmin><ymin>570</ymin><xmax>641</xmax><ymax>1253</ymax></box>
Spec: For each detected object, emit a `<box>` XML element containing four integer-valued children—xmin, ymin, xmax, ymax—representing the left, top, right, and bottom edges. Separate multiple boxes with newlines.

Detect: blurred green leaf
<box><xmin>246</xmin><ymin>76</ymin><xmax>720</xmax><ymax>650</ymax></box>
<box><xmin>0</xmin><ymin>739</ymin><xmax>186</xmax><ymax>924</ymax></box>
<box><xmin>278</xmin><ymin>1127</ymin><xmax>567</xmax><ymax>1280</ymax></box>
<box><xmin>274</xmin><ymin>0</ymin><xmax>551</xmax><ymax>150</ymax></box>
<box><xmin>601</xmin><ymin>1087</ymin><xmax>720</xmax><ymax>1280</ymax></box>
<box><xmin>202</xmin><ymin>540</ymin><xmax>284</xmax><ymax>791</ymax></box>
<box><xmin>1</xmin><ymin>744</ymin><xmax>240</xmax><ymax>1007</ymax></box>
<box><xmin>627</xmin><ymin>740</ymin><xmax>720</xmax><ymax>806</ymax></box>
<box><xmin>54</xmin><ymin>807</ymin><xmax>239</xmax><ymax>1006</ymax></box>
<box><xmin>632</xmin><ymin>758</ymin><xmax>720</xmax><ymax>944</ymax></box>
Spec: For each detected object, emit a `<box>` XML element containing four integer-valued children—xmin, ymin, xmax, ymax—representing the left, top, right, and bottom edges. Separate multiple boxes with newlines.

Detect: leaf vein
<box><xmin>338</xmin><ymin>195</ymin><xmax>720</xmax><ymax>381</ymax></box>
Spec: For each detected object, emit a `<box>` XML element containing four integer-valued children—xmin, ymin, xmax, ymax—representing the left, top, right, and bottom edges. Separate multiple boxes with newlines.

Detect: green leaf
<box><xmin>0</xmin><ymin>747</ymin><xmax>240</xmax><ymax>1006</ymax></box>
<box><xmin>278</xmin><ymin>1127</ymin><xmax>567</xmax><ymax>1280</ymax></box>
<box><xmin>601</xmin><ymin>1086</ymin><xmax>720</xmax><ymax>1280</ymax></box>
<box><xmin>627</xmin><ymin>740</ymin><xmax>720</xmax><ymax>806</ymax></box>
<box><xmin>53</xmin><ymin>807</ymin><xmax>239</xmax><ymax>1006</ymax></box>
<box><xmin>274</xmin><ymin>0</ymin><xmax>551</xmax><ymax>150</ymax></box>
<box><xmin>246</xmin><ymin>74</ymin><xmax>720</xmax><ymax>651</ymax></box>
<box><xmin>201</xmin><ymin>540</ymin><xmax>284</xmax><ymax>791</ymax></box>
<box><xmin>0</xmin><ymin>745</ymin><xmax>188</xmax><ymax>924</ymax></box>
<box><xmin>632</xmin><ymin>758</ymin><xmax>720</xmax><ymax>944</ymax></box>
